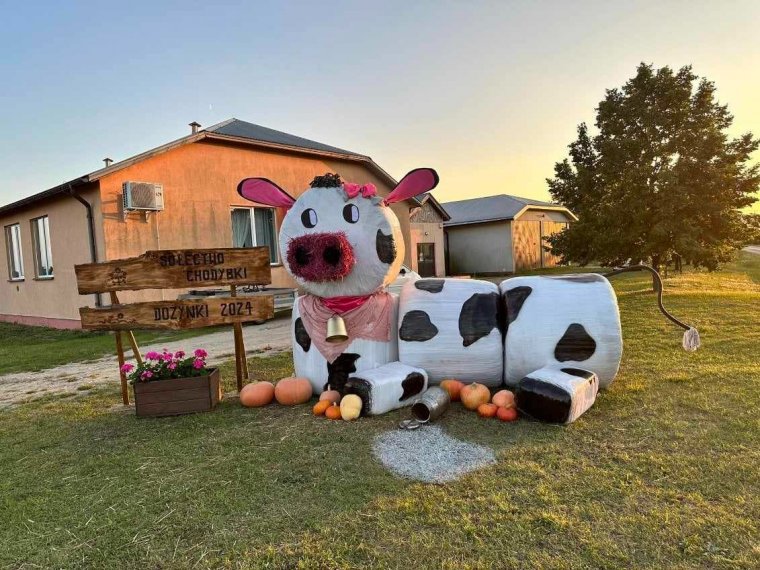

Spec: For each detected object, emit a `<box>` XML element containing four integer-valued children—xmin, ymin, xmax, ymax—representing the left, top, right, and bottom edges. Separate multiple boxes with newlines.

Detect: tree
<box><xmin>547</xmin><ymin>63</ymin><xmax>760</xmax><ymax>271</ymax></box>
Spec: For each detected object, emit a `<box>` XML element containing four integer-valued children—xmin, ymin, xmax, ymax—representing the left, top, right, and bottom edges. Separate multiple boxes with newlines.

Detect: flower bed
<box><xmin>121</xmin><ymin>349</ymin><xmax>221</xmax><ymax>417</ymax></box>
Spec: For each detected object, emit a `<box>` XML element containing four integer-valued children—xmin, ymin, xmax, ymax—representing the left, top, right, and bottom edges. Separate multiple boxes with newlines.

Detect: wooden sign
<box><xmin>80</xmin><ymin>296</ymin><xmax>274</xmax><ymax>331</ymax></box>
<box><xmin>75</xmin><ymin>247</ymin><xmax>271</xmax><ymax>294</ymax></box>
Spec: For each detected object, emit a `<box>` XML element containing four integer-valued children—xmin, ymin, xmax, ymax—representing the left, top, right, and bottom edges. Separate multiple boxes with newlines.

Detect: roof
<box><xmin>442</xmin><ymin>194</ymin><xmax>577</xmax><ymax>226</ymax></box>
<box><xmin>412</xmin><ymin>192</ymin><xmax>451</xmax><ymax>221</ymax></box>
<box><xmin>0</xmin><ymin>118</ymin><xmax>414</xmax><ymax>216</ymax></box>
<box><xmin>206</xmin><ymin>118</ymin><xmax>358</xmax><ymax>156</ymax></box>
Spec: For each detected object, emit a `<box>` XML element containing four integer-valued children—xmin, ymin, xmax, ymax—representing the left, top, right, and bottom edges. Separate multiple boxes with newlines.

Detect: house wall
<box><xmin>97</xmin><ymin>140</ymin><xmax>411</xmax><ymax>306</ymax></box>
<box><xmin>409</xmin><ymin>201</ymin><xmax>446</xmax><ymax>277</ymax></box>
<box><xmin>0</xmin><ymin>186</ymin><xmax>103</xmax><ymax>327</ymax></box>
<box><xmin>516</xmin><ymin>208</ymin><xmax>573</xmax><ymax>223</ymax></box>
<box><xmin>445</xmin><ymin>221</ymin><xmax>513</xmax><ymax>275</ymax></box>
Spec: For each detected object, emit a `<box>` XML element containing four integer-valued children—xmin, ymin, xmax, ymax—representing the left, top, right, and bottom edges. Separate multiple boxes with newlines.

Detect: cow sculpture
<box><xmin>238</xmin><ymin>169</ymin><xmax>699</xmax><ymax>422</ymax></box>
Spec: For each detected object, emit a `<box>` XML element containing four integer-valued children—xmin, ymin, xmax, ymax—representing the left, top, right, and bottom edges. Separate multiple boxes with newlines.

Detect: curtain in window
<box><xmin>33</xmin><ymin>217</ymin><xmax>53</xmax><ymax>277</ymax></box>
<box><xmin>5</xmin><ymin>225</ymin><xmax>23</xmax><ymax>279</ymax></box>
<box><xmin>254</xmin><ymin>209</ymin><xmax>278</xmax><ymax>263</ymax></box>
<box><xmin>231</xmin><ymin>209</ymin><xmax>253</xmax><ymax>248</ymax></box>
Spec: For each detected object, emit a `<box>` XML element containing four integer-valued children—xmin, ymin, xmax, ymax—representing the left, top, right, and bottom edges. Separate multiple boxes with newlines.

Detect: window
<box><xmin>4</xmin><ymin>224</ymin><xmax>24</xmax><ymax>280</ymax></box>
<box><xmin>31</xmin><ymin>216</ymin><xmax>54</xmax><ymax>278</ymax></box>
<box><xmin>231</xmin><ymin>208</ymin><xmax>278</xmax><ymax>263</ymax></box>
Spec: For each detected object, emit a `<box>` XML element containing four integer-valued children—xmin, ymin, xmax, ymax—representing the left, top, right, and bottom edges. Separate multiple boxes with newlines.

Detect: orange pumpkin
<box><xmin>492</xmin><ymin>390</ymin><xmax>516</xmax><ymax>410</ymax></box>
<box><xmin>274</xmin><ymin>377</ymin><xmax>313</xmax><ymax>405</ymax></box>
<box><xmin>319</xmin><ymin>390</ymin><xmax>342</xmax><ymax>404</ymax></box>
<box><xmin>461</xmin><ymin>383</ymin><xmax>491</xmax><ymax>410</ymax></box>
<box><xmin>239</xmin><ymin>381</ymin><xmax>275</xmax><ymax>407</ymax></box>
<box><xmin>313</xmin><ymin>400</ymin><xmax>332</xmax><ymax>416</ymax></box>
<box><xmin>440</xmin><ymin>379</ymin><xmax>465</xmax><ymax>402</ymax></box>
<box><xmin>497</xmin><ymin>406</ymin><xmax>518</xmax><ymax>422</ymax></box>
<box><xmin>325</xmin><ymin>405</ymin><xmax>342</xmax><ymax>420</ymax></box>
<box><xmin>477</xmin><ymin>403</ymin><xmax>498</xmax><ymax>418</ymax></box>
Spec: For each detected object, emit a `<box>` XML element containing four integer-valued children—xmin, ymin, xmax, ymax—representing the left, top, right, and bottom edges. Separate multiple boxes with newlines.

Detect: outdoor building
<box><xmin>0</xmin><ymin>119</ymin><xmax>421</xmax><ymax>329</ymax></box>
<box><xmin>408</xmin><ymin>192</ymin><xmax>450</xmax><ymax>277</ymax></box>
<box><xmin>443</xmin><ymin>194</ymin><xmax>576</xmax><ymax>275</ymax></box>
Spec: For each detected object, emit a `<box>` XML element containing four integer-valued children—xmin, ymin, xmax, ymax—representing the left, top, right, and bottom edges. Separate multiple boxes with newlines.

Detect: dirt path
<box><xmin>745</xmin><ymin>245</ymin><xmax>760</xmax><ymax>255</ymax></box>
<box><xmin>0</xmin><ymin>315</ymin><xmax>293</xmax><ymax>409</ymax></box>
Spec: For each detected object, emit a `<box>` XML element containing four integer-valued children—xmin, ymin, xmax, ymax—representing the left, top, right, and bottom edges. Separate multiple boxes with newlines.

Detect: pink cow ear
<box><xmin>384</xmin><ymin>168</ymin><xmax>439</xmax><ymax>205</ymax></box>
<box><xmin>237</xmin><ymin>178</ymin><xmax>296</xmax><ymax>209</ymax></box>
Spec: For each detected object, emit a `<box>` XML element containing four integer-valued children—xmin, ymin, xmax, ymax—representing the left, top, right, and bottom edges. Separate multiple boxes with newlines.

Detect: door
<box><xmin>417</xmin><ymin>243</ymin><xmax>436</xmax><ymax>277</ymax></box>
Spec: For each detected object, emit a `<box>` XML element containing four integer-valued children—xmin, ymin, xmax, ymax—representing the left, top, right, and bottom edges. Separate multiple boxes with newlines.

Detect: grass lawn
<box><xmin>0</xmin><ymin>254</ymin><xmax>758</xmax><ymax>568</ymax></box>
<box><xmin>0</xmin><ymin>325</ymin><xmax>221</xmax><ymax>375</ymax></box>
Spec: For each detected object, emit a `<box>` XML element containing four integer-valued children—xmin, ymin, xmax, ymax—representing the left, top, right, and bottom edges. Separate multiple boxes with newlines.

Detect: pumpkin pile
<box><xmin>313</xmin><ymin>393</ymin><xmax>362</xmax><ymax>421</ymax></box>
<box><xmin>440</xmin><ymin>379</ymin><xmax>519</xmax><ymax>422</ymax></box>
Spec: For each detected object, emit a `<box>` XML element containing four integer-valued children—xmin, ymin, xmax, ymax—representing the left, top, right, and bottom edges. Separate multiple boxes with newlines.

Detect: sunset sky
<box><xmin>1</xmin><ymin>0</ymin><xmax>759</xmax><ymax>211</ymax></box>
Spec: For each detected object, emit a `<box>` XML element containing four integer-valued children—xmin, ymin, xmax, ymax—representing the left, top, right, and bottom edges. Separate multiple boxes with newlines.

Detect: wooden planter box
<box><xmin>133</xmin><ymin>368</ymin><xmax>221</xmax><ymax>418</ymax></box>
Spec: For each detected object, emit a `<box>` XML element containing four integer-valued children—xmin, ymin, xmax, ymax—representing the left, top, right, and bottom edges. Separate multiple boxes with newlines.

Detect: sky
<box><xmin>1</xmin><ymin>0</ymin><xmax>759</xmax><ymax>211</ymax></box>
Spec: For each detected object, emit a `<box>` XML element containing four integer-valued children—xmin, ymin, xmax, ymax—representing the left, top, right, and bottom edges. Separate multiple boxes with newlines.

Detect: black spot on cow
<box><xmin>415</xmin><ymin>279</ymin><xmax>445</xmax><ymax>293</ymax></box>
<box><xmin>294</xmin><ymin>318</ymin><xmax>311</xmax><ymax>352</ymax></box>
<box><xmin>505</xmin><ymin>286</ymin><xmax>532</xmax><ymax>329</ymax></box>
<box><xmin>544</xmin><ymin>274</ymin><xmax>604</xmax><ymax>283</ymax></box>
<box><xmin>516</xmin><ymin>376</ymin><xmax>572</xmax><ymax>424</ymax></box>
<box><xmin>459</xmin><ymin>292</ymin><xmax>501</xmax><ymax>347</ymax></box>
<box><xmin>376</xmin><ymin>229</ymin><xmax>396</xmax><ymax>264</ymax></box>
<box><xmin>399</xmin><ymin>372</ymin><xmax>426</xmax><ymax>401</ymax></box>
<box><xmin>343</xmin><ymin>377</ymin><xmax>371</xmax><ymax>416</ymax></box>
<box><xmin>554</xmin><ymin>323</ymin><xmax>596</xmax><ymax>362</ymax></box>
<box><xmin>399</xmin><ymin>310</ymin><xmax>439</xmax><ymax>342</ymax></box>
<box><xmin>561</xmin><ymin>367</ymin><xmax>595</xmax><ymax>380</ymax></box>
<box><xmin>326</xmin><ymin>353</ymin><xmax>360</xmax><ymax>393</ymax></box>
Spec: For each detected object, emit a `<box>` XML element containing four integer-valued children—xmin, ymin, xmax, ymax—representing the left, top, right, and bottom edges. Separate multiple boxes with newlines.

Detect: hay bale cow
<box><xmin>237</xmin><ymin>170</ymin><xmax>439</xmax><ymax>415</ymax></box>
<box><xmin>238</xmin><ymin>170</ymin><xmax>699</xmax><ymax>421</ymax></box>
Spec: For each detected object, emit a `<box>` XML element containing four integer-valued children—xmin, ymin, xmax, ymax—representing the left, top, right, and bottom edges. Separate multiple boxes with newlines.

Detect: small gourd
<box><xmin>340</xmin><ymin>394</ymin><xmax>362</xmax><ymax>421</ymax></box>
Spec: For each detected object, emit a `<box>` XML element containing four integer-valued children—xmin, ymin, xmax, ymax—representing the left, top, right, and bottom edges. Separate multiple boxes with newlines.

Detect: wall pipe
<box><xmin>66</xmin><ymin>183</ymin><xmax>102</xmax><ymax>307</ymax></box>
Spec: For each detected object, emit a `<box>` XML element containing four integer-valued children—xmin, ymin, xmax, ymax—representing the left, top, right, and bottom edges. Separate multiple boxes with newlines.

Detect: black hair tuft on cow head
<box><xmin>310</xmin><ymin>173</ymin><xmax>343</xmax><ymax>188</ymax></box>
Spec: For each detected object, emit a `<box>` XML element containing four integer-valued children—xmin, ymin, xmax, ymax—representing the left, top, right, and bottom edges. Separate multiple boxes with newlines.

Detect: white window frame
<box><xmin>4</xmin><ymin>223</ymin><xmax>24</xmax><ymax>281</ymax></box>
<box><xmin>30</xmin><ymin>215</ymin><xmax>54</xmax><ymax>279</ymax></box>
<box><xmin>230</xmin><ymin>207</ymin><xmax>280</xmax><ymax>265</ymax></box>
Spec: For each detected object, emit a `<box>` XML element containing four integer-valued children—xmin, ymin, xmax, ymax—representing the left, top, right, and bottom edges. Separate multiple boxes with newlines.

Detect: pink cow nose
<box><xmin>286</xmin><ymin>232</ymin><xmax>356</xmax><ymax>282</ymax></box>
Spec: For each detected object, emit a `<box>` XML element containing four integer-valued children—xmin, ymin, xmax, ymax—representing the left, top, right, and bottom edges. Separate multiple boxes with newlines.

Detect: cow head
<box><xmin>237</xmin><ymin>168</ymin><xmax>438</xmax><ymax>298</ymax></box>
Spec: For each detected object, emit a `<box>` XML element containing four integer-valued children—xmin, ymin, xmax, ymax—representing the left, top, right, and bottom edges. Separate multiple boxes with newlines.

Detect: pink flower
<box><xmin>193</xmin><ymin>358</ymin><xmax>204</xmax><ymax>370</ymax></box>
<box><xmin>145</xmin><ymin>351</ymin><xmax>161</xmax><ymax>360</ymax></box>
<box><xmin>162</xmin><ymin>352</ymin><xmax>173</xmax><ymax>361</ymax></box>
<box><xmin>140</xmin><ymin>371</ymin><xmax>154</xmax><ymax>380</ymax></box>
<box><xmin>174</xmin><ymin>350</ymin><xmax>185</xmax><ymax>359</ymax></box>
<box><xmin>168</xmin><ymin>362</ymin><xmax>177</xmax><ymax>370</ymax></box>
<box><xmin>120</xmin><ymin>363</ymin><xmax>134</xmax><ymax>374</ymax></box>
<box><xmin>193</xmin><ymin>349</ymin><xmax>208</xmax><ymax>358</ymax></box>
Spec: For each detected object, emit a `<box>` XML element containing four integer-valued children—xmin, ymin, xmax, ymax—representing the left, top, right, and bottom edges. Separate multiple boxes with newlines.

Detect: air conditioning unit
<box><xmin>123</xmin><ymin>182</ymin><xmax>164</xmax><ymax>211</ymax></box>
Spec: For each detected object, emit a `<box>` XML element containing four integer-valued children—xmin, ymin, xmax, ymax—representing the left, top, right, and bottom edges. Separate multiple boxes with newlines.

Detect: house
<box><xmin>443</xmin><ymin>194</ymin><xmax>576</xmax><ymax>275</ymax></box>
<box><xmin>0</xmin><ymin>119</ymin><xmax>427</xmax><ymax>329</ymax></box>
<box><xmin>408</xmin><ymin>192</ymin><xmax>450</xmax><ymax>277</ymax></box>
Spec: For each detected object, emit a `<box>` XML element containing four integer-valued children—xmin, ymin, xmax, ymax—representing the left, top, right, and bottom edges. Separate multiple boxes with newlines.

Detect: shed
<box><xmin>442</xmin><ymin>194</ymin><xmax>576</xmax><ymax>275</ymax></box>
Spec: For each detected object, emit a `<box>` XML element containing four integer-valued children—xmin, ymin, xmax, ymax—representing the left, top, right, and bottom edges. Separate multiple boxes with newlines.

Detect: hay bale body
<box><xmin>398</xmin><ymin>278</ymin><xmax>504</xmax><ymax>386</ymax></box>
<box><xmin>500</xmin><ymin>274</ymin><xmax>622</xmax><ymax>388</ymax></box>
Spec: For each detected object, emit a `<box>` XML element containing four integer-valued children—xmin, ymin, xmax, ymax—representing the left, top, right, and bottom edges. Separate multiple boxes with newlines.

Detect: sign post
<box><xmin>76</xmin><ymin>247</ymin><xmax>274</xmax><ymax>404</ymax></box>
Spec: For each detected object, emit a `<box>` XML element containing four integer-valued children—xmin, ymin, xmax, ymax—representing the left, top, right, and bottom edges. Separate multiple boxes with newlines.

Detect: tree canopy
<box><xmin>547</xmin><ymin>63</ymin><xmax>759</xmax><ymax>270</ymax></box>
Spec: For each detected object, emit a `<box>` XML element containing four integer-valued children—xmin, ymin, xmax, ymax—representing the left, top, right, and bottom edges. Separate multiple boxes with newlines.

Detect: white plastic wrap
<box><xmin>398</xmin><ymin>278</ymin><xmax>504</xmax><ymax>386</ymax></box>
<box><xmin>515</xmin><ymin>365</ymin><xmax>599</xmax><ymax>424</ymax></box>
<box><xmin>500</xmin><ymin>274</ymin><xmax>622</xmax><ymax>388</ymax></box>
<box><xmin>345</xmin><ymin>361</ymin><xmax>429</xmax><ymax>415</ymax></box>
<box><xmin>292</xmin><ymin>294</ymin><xmax>399</xmax><ymax>395</ymax></box>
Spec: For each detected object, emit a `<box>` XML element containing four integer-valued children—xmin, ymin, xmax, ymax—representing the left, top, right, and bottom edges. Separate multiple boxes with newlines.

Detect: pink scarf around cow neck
<box><xmin>298</xmin><ymin>291</ymin><xmax>393</xmax><ymax>363</ymax></box>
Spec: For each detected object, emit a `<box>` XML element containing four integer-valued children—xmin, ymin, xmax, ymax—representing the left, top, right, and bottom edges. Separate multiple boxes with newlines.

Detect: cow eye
<box><xmin>343</xmin><ymin>204</ymin><xmax>359</xmax><ymax>224</ymax></box>
<box><xmin>301</xmin><ymin>208</ymin><xmax>318</xmax><ymax>228</ymax></box>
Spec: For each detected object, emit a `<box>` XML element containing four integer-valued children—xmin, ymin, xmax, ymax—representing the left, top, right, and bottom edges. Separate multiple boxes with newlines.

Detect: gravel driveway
<box><xmin>0</xmin><ymin>314</ymin><xmax>293</xmax><ymax>409</ymax></box>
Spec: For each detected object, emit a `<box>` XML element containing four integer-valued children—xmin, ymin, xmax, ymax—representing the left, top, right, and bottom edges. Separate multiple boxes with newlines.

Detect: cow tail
<box><xmin>603</xmin><ymin>264</ymin><xmax>701</xmax><ymax>352</ymax></box>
